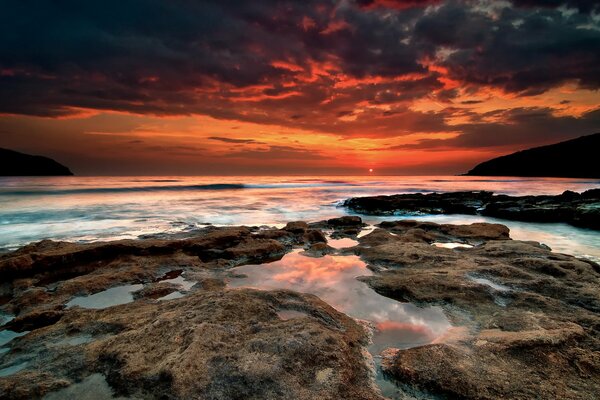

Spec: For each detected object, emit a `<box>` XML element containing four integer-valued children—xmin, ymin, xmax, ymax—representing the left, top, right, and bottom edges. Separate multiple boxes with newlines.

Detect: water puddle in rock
<box><xmin>0</xmin><ymin>312</ymin><xmax>14</xmax><ymax>326</ymax></box>
<box><xmin>327</xmin><ymin>237</ymin><xmax>359</xmax><ymax>249</ymax></box>
<box><xmin>227</xmin><ymin>249</ymin><xmax>451</xmax><ymax>398</ymax></box>
<box><xmin>468</xmin><ymin>275</ymin><xmax>511</xmax><ymax>292</ymax></box>
<box><xmin>0</xmin><ymin>361</ymin><xmax>29</xmax><ymax>377</ymax></box>
<box><xmin>0</xmin><ymin>329</ymin><xmax>28</xmax><ymax>347</ymax></box>
<box><xmin>42</xmin><ymin>373</ymin><xmax>133</xmax><ymax>400</ymax></box>
<box><xmin>157</xmin><ymin>273</ymin><xmax>197</xmax><ymax>301</ymax></box>
<box><xmin>277</xmin><ymin>309</ymin><xmax>310</xmax><ymax>320</ymax></box>
<box><xmin>432</xmin><ymin>242</ymin><xmax>474</xmax><ymax>249</ymax></box>
<box><xmin>66</xmin><ymin>284</ymin><xmax>143</xmax><ymax>309</ymax></box>
<box><xmin>50</xmin><ymin>334</ymin><xmax>95</xmax><ymax>347</ymax></box>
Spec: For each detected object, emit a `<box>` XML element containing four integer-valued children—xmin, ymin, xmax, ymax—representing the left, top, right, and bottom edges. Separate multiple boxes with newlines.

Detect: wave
<box><xmin>0</xmin><ymin>183</ymin><xmax>246</xmax><ymax>196</ymax></box>
<box><xmin>0</xmin><ymin>181</ymin><xmax>364</xmax><ymax>196</ymax></box>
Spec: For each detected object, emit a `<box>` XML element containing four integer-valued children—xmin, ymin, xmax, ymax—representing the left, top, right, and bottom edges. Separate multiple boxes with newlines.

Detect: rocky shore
<box><xmin>343</xmin><ymin>189</ymin><xmax>600</xmax><ymax>230</ymax></box>
<box><xmin>0</xmin><ymin>217</ymin><xmax>599</xmax><ymax>399</ymax></box>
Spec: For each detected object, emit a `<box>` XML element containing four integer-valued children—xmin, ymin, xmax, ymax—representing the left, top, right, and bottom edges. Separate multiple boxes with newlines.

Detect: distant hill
<box><xmin>0</xmin><ymin>148</ymin><xmax>73</xmax><ymax>176</ymax></box>
<box><xmin>465</xmin><ymin>133</ymin><xmax>600</xmax><ymax>178</ymax></box>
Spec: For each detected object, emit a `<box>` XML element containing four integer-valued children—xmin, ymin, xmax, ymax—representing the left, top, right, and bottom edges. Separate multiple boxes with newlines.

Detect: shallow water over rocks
<box><xmin>66</xmin><ymin>284</ymin><xmax>143</xmax><ymax>309</ymax></box>
<box><xmin>227</xmin><ymin>249</ymin><xmax>451</xmax><ymax>397</ymax></box>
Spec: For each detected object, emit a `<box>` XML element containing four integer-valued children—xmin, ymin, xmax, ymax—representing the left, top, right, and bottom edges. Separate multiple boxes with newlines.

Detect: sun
<box><xmin>368</xmin><ymin>168</ymin><xmax>373</xmax><ymax>173</ymax></box>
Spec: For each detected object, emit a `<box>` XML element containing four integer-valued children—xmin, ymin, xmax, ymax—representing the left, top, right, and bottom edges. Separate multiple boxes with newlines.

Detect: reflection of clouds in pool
<box><xmin>230</xmin><ymin>250</ymin><xmax>452</xmax><ymax>398</ymax></box>
<box><xmin>228</xmin><ymin>250</ymin><xmax>451</xmax><ymax>350</ymax></box>
<box><xmin>432</xmin><ymin>242</ymin><xmax>473</xmax><ymax>249</ymax></box>
<box><xmin>326</xmin><ymin>237</ymin><xmax>359</xmax><ymax>249</ymax></box>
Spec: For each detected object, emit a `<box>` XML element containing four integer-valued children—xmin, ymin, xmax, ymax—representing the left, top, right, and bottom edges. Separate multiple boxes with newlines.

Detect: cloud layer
<box><xmin>0</xmin><ymin>0</ymin><xmax>599</xmax><ymax>173</ymax></box>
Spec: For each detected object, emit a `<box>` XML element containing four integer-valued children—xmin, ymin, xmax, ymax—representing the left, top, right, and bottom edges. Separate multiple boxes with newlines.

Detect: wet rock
<box><xmin>378</xmin><ymin>220</ymin><xmax>510</xmax><ymax>243</ymax></box>
<box><xmin>284</xmin><ymin>221</ymin><xmax>309</xmax><ymax>234</ymax></box>
<box><xmin>357</xmin><ymin>220</ymin><xmax>600</xmax><ymax>399</ymax></box>
<box><xmin>326</xmin><ymin>216</ymin><xmax>364</xmax><ymax>227</ymax></box>
<box><xmin>3</xmin><ymin>309</ymin><xmax>64</xmax><ymax>332</ymax></box>
<box><xmin>302</xmin><ymin>243</ymin><xmax>336</xmax><ymax>257</ymax></box>
<box><xmin>2</xmin><ymin>219</ymin><xmax>599</xmax><ymax>399</ymax></box>
<box><xmin>0</xmin><ymin>290</ymin><xmax>382</xmax><ymax>400</ymax></box>
<box><xmin>344</xmin><ymin>190</ymin><xmax>600</xmax><ymax>230</ymax></box>
<box><xmin>303</xmin><ymin>229</ymin><xmax>327</xmax><ymax>244</ymax></box>
<box><xmin>132</xmin><ymin>283</ymin><xmax>181</xmax><ymax>300</ymax></box>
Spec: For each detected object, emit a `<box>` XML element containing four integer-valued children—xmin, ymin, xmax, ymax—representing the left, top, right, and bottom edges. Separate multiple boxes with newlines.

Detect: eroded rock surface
<box><xmin>1</xmin><ymin>218</ymin><xmax>599</xmax><ymax>399</ymax></box>
<box><xmin>354</xmin><ymin>220</ymin><xmax>600</xmax><ymax>399</ymax></box>
<box><xmin>343</xmin><ymin>189</ymin><xmax>600</xmax><ymax>229</ymax></box>
<box><xmin>0</xmin><ymin>225</ymin><xmax>381</xmax><ymax>399</ymax></box>
<box><xmin>1</xmin><ymin>290</ymin><xmax>379</xmax><ymax>400</ymax></box>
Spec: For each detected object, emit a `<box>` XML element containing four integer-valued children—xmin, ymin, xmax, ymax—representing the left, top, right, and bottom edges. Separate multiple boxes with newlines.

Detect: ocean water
<box><xmin>0</xmin><ymin>176</ymin><xmax>598</xmax><ymax>261</ymax></box>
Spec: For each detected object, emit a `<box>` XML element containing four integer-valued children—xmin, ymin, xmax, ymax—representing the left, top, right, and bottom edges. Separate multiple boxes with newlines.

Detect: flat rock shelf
<box><xmin>343</xmin><ymin>189</ymin><xmax>600</xmax><ymax>230</ymax></box>
<box><xmin>0</xmin><ymin>217</ymin><xmax>599</xmax><ymax>399</ymax></box>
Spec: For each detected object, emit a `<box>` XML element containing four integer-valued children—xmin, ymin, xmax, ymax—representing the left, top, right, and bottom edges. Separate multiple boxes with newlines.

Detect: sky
<box><xmin>0</xmin><ymin>0</ymin><xmax>599</xmax><ymax>175</ymax></box>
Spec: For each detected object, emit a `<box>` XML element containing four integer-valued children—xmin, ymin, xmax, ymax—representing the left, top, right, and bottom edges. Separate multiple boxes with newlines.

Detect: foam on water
<box><xmin>0</xmin><ymin>176</ymin><xmax>598</xmax><ymax>262</ymax></box>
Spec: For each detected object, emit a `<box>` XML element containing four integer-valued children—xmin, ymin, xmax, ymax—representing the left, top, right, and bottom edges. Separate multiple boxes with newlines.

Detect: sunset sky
<box><xmin>1</xmin><ymin>0</ymin><xmax>599</xmax><ymax>175</ymax></box>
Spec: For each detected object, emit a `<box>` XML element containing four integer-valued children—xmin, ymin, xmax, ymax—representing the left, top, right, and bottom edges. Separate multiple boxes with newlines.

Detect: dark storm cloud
<box><xmin>0</xmin><ymin>0</ymin><xmax>598</xmax><ymax>125</ymax></box>
<box><xmin>415</xmin><ymin>2</ymin><xmax>600</xmax><ymax>94</ymax></box>
<box><xmin>510</xmin><ymin>0</ymin><xmax>600</xmax><ymax>13</ymax></box>
<box><xmin>396</xmin><ymin>107</ymin><xmax>600</xmax><ymax>149</ymax></box>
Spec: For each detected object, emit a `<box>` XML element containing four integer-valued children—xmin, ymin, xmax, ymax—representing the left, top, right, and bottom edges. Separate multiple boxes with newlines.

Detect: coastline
<box><xmin>1</xmin><ymin>215</ymin><xmax>599</xmax><ymax>399</ymax></box>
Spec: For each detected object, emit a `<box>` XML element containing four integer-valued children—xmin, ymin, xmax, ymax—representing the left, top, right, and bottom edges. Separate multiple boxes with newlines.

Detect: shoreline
<box><xmin>1</xmin><ymin>216</ymin><xmax>599</xmax><ymax>399</ymax></box>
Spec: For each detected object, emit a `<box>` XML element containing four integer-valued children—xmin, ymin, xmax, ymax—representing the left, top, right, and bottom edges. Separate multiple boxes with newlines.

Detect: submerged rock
<box><xmin>344</xmin><ymin>189</ymin><xmax>600</xmax><ymax>230</ymax></box>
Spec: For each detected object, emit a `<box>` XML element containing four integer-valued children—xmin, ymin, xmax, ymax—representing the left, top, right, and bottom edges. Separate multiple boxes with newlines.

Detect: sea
<box><xmin>0</xmin><ymin>175</ymin><xmax>598</xmax><ymax>261</ymax></box>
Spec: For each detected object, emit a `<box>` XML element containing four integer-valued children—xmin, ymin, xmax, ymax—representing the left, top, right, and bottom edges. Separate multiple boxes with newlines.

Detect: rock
<box><xmin>284</xmin><ymin>221</ymin><xmax>309</xmax><ymax>234</ymax></box>
<box><xmin>302</xmin><ymin>242</ymin><xmax>336</xmax><ymax>257</ymax></box>
<box><xmin>326</xmin><ymin>216</ymin><xmax>364</xmax><ymax>227</ymax></box>
<box><xmin>303</xmin><ymin>229</ymin><xmax>327</xmax><ymax>244</ymax></box>
<box><xmin>2</xmin><ymin>219</ymin><xmax>599</xmax><ymax>399</ymax></box>
<box><xmin>3</xmin><ymin>309</ymin><xmax>64</xmax><ymax>332</ymax></box>
<box><xmin>355</xmin><ymin>220</ymin><xmax>600</xmax><ymax>399</ymax></box>
<box><xmin>0</xmin><ymin>290</ymin><xmax>381</xmax><ymax>400</ymax></box>
<box><xmin>132</xmin><ymin>283</ymin><xmax>181</xmax><ymax>300</ymax></box>
<box><xmin>344</xmin><ymin>190</ymin><xmax>600</xmax><ymax>230</ymax></box>
<box><xmin>464</xmin><ymin>133</ymin><xmax>600</xmax><ymax>178</ymax></box>
<box><xmin>378</xmin><ymin>220</ymin><xmax>510</xmax><ymax>243</ymax></box>
<box><xmin>0</xmin><ymin>148</ymin><xmax>74</xmax><ymax>176</ymax></box>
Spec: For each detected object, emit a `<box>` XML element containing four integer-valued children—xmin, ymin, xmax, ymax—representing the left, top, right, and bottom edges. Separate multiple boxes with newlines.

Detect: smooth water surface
<box><xmin>157</xmin><ymin>274</ymin><xmax>197</xmax><ymax>301</ymax></box>
<box><xmin>66</xmin><ymin>284</ymin><xmax>143</xmax><ymax>309</ymax></box>
<box><xmin>228</xmin><ymin>249</ymin><xmax>452</xmax><ymax>397</ymax></box>
<box><xmin>0</xmin><ymin>330</ymin><xmax>28</xmax><ymax>347</ymax></box>
<box><xmin>228</xmin><ymin>250</ymin><xmax>451</xmax><ymax>349</ymax></box>
<box><xmin>0</xmin><ymin>176</ymin><xmax>598</xmax><ymax>260</ymax></box>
